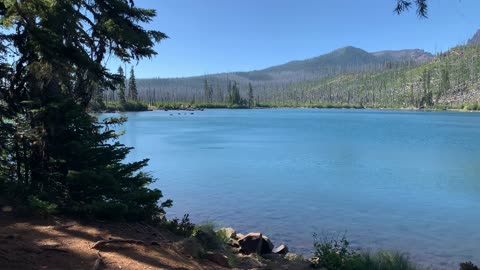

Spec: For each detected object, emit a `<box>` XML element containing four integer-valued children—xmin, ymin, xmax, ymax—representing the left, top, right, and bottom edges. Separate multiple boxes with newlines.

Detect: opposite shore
<box><xmin>94</xmin><ymin>100</ymin><xmax>480</xmax><ymax>114</ymax></box>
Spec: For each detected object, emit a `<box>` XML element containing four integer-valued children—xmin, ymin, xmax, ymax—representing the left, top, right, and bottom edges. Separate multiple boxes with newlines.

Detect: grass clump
<box><xmin>191</xmin><ymin>221</ymin><xmax>231</xmax><ymax>250</ymax></box>
<box><xmin>311</xmin><ymin>233</ymin><xmax>422</xmax><ymax>270</ymax></box>
<box><xmin>351</xmin><ymin>251</ymin><xmax>421</xmax><ymax>270</ymax></box>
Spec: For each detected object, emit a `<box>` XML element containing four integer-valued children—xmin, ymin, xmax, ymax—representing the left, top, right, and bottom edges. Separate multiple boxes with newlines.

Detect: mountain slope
<box><xmin>286</xmin><ymin>44</ymin><xmax>480</xmax><ymax>108</ymax></box>
<box><xmin>372</xmin><ymin>49</ymin><xmax>432</xmax><ymax>63</ymax></box>
<box><xmin>137</xmin><ymin>46</ymin><xmax>433</xmax><ymax>102</ymax></box>
<box><xmin>467</xmin><ymin>29</ymin><xmax>480</xmax><ymax>46</ymax></box>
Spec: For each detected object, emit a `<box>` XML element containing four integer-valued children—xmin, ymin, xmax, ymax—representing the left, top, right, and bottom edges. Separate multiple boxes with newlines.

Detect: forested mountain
<box><xmin>107</xmin><ymin>29</ymin><xmax>480</xmax><ymax>109</ymax></box>
<box><xmin>135</xmin><ymin>46</ymin><xmax>432</xmax><ymax>103</ymax></box>
<box><xmin>282</xmin><ymin>45</ymin><xmax>480</xmax><ymax>108</ymax></box>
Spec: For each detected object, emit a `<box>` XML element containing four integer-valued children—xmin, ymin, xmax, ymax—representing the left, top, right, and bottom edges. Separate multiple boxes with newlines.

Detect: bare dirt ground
<box><xmin>0</xmin><ymin>211</ymin><xmax>227</xmax><ymax>270</ymax></box>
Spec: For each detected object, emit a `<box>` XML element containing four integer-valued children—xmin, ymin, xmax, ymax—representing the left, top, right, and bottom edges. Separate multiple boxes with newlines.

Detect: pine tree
<box><xmin>228</xmin><ymin>81</ymin><xmax>242</xmax><ymax>105</ymax></box>
<box><xmin>128</xmin><ymin>67</ymin><xmax>138</xmax><ymax>101</ymax></box>
<box><xmin>0</xmin><ymin>0</ymin><xmax>171</xmax><ymax>220</ymax></box>
<box><xmin>248</xmin><ymin>82</ymin><xmax>255</xmax><ymax>107</ymax></box>
<box><xmin>117</xmin><ymin>66</ymin><xmax>127</xmax><ymax>105</ymax></box>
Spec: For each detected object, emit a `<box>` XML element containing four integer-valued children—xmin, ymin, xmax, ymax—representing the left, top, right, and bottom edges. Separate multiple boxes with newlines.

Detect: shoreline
<box><xmin>98</xmin><ymin>105</ymin><xmax>480</xmax><ymax>114</ymax></box>
<box><xmin>1</xmin><ymin>210</ymin><xmax>476</xmax><ymax>270</ymax></box>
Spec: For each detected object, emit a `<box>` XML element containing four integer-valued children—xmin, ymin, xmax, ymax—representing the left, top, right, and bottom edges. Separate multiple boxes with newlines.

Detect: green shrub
<box><xmin>311</xmin><ymin>233</ymin><xmax>357</xmax><ymax>270</ymax></box>
<box><xmin>192</xmin><ymin>221</ymin><xmax>228</xmax><ymax>250</ymax></box>
<box><xmin>28</xmin><ymin>196</ymin><xmax>58</xmax><ymax>217</ymax></box>
<box><xmin>122</xmin><ymin>101</ymin><xmax>149</xmax><ymax>112</ymax></box>
<box><xmin>350</xmin><ymin>251</ymin><xmax>421</xmax><ymax>270</ymax></box>
<box><xmin>164</xmin><ymin>214</ymin><xmax>195</xmax><ymax>237</ymax></box>
<box><xmin>460</xmin><ymin>261</ymin><xmax>479</xmax><ymax>270</ymax></box>
<box><xmin>311</xmin><ymin>233</ymin><xmax>422</xmax><ymax>270</ymax></box>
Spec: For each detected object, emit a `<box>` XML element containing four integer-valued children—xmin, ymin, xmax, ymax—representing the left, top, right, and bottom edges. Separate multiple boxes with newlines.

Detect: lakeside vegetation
<box><xmin>93</xmin><ymin>99</ymin><xmax>480</xmax><ymax>113</ymax></box>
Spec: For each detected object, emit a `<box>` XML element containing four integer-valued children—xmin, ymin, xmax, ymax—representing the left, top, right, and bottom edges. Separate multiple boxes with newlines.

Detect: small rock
<box><xmin>217</xmin><ymin>227</ymin><xmax>236</xmax><ymax>239</ymax></box>
<box><xmin>205</xmin><ymin>252</ymin><xmax>230</xmax><ymax>268</ymax></box>
<box><xmin>273</xmin><ymin>244</ymin><xmax>289</xmax><ymax>255</ymax></box>
<box><xmin>175</xmin><ymin>237</ymin><xmax>204</xmax><ymax>259</ymax></box>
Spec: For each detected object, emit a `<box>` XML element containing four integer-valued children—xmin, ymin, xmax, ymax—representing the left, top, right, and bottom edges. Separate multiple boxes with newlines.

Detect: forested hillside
<box><xmin>130</xmin><ymin>46</ymin><xmax>432</xmax><ymax>105</ymax></box>
<box><xmin>281</xmin><ymin>44</ymin><xmax>480</xmax><ymax>108</ymax></box>
<box><xmin>100</xmin><ymin>30</ymin><xmax>480</xmax><ymax>110</ymax></box>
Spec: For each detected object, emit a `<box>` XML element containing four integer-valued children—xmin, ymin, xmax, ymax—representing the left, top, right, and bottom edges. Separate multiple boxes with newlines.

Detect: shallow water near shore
<box><xmin>102</xmin><ymin>109</ymin><xmax>480</xmax><ymax>269</ymax></box>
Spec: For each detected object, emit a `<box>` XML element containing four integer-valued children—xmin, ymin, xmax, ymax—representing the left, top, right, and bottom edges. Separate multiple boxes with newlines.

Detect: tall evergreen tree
<box><xmin>248</xmin><ymin>82</ymin><xmax>255</xmax><ymax>107</ymax></box>
<box><xmin>0</xmin><ymin>0</ymin><xmax>171</xmax><ymax>220</ymax></box>
<box><xmin>117</xmin><ymin>66</ymin><xmax>127</xmax><ymax>105</ymax></box>
<box><xmin>228</xmin><ymin>81</ymin><xmax>242</xmax><ymax>106</ymax></box>
<box><xmin>128</xmin><ymin>67</ymin><xmax>138</xmax><ymax>101</ymax></box>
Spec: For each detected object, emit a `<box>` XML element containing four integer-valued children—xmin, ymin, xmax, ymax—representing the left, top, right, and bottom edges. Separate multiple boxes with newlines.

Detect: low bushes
<box><xmin>311</xmin><ymin>233</ymin><xmax>421</xmax><ymax>270</ymax></box>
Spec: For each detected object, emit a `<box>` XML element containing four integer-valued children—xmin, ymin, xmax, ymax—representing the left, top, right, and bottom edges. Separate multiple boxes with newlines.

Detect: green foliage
<box><xmin>128</xmin><ymin>67</ymin><xmax>138</xmax><ymax>101</ymax></box>
<box><xmin>349</xmin><ymin>251</ymin><xmax>421</xmax><ymax>270</ymax></box>
<box><xmin>164</xmin><ymin>214</ymin><xmax>196</xmax><ymax>237</ymax></box>
<box><xmin>460</xmin><ymin>261</ymin><xmax>479</xmax><ymax>270</ymax></box>
<box><xmin>228</xmin><ymin>81</ymin><xmax>245</xmax><ymax>106</ymax></box>
<box><xmin>288</xmin><ymin>45</ymin><xmax>480</xmax><ymax>109</ymax></box>
<box><xmin>311</xmin><ymin>233</ymin><xmax>422</xmax><ymax>270</ymax></box>
<box><xmin>311</xmin><ymin>233</ymin><xmax>357</xmax><ymax>270</ymax></box>
<box><xmin>463</xmin><ymin>103</ymin><xmax>480</xmax><ymax>111</ymax></box>
<box><xmin>192</xmin><ymin>221</ymin><xmax>228</xmax><ymax>250</ymax></box>
<box><xmin>0</xmin><ymin>0</ymin><xmax>170</xmax><ymax>221</ymax></box>
<box><xmin>28</xmin><ymin>196</ymin><xmax>58</xmax><ymax>217</ymax></box>
<box><xmin>121</xmin><ymin>101</ymin><xmax>149</xmax><ymax>112</ymax></box>
<box><xmin>248</xmin><ymin>82</ymin><xmax>255</xmax><ymax>107</ymax></box>
<box><xmin>117</xmin><ymin>66</ymin><xmax>127</xmax><ymax>105</ymax></box>
<box><xmin>395</xmin><ymin>0</ymin><xmax>428</xmax><ymax>18</ymax></box>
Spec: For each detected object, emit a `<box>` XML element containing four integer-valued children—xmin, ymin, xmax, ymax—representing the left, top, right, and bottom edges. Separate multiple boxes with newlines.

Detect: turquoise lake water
<box><xmin>104</xmin><ymin>109</ymin><xmax>480</xmax><ymax>269</ymax></box>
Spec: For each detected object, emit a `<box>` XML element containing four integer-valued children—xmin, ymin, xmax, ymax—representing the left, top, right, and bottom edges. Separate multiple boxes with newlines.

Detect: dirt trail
<box><xmin>0</xmin><ymin>212</ymin><xmax>226</xmax><ymax>270</ymax></box>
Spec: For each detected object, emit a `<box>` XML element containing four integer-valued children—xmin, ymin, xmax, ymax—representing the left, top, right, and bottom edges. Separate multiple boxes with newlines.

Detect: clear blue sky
<box><xmin>118</xmin><ymin>0</ymin><xmax>480</xmax><ymax>78</ymax></box>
